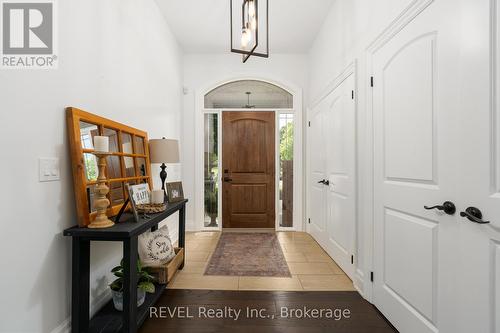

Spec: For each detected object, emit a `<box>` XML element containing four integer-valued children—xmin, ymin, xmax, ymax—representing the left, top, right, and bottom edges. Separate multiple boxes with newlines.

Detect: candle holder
<box><xmin>88</xmin><ymin>152</ymin><xmax>115</xmax><ymax>229</ymax></box>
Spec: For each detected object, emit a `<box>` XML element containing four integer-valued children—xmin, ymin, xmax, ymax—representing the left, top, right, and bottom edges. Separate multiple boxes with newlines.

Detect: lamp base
<box><xmin>160</xmin><ymin>163</ymin><xmax>168</xmax><ymax>202</ymax></box>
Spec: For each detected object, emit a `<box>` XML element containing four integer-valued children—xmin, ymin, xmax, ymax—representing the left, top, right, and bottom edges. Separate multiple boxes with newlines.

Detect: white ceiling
<box><xmin>155</xmin><ymin>0</ymin><xmax>335</xmax><ymax>53</ymax></box>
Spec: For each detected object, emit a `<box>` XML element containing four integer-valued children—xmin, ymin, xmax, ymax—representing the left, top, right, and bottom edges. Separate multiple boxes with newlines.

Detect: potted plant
<box><xmin>204</xmin><ymin>186</ymin><xmax>218</xmax><ymax>226</ymax></box>
<box><xmin>204</xmin><ymin>168</ymin><xmax>218</xmax><ymax>227</ymax></box>
<box><xmin>109</xmin><ymin>259</ymin><xmax>155</xmax><ymax>311</ymax></box>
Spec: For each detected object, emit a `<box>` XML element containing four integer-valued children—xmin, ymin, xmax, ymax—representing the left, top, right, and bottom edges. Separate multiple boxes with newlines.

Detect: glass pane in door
<box><xmin>204</xmin><ymin>113</ymin><xmax>219</xmax><ymax>227</ymax></box>
<box><xmin>279</xmin><ymin>113</ymin><xmax>294</xmax><ymax>227</ymax></box>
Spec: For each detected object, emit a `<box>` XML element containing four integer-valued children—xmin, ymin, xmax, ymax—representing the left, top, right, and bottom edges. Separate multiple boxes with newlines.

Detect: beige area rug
<box><xmin>204</xmin><ymin>233</ymin><xmax>291</xmax><ymax>277</ymax></box>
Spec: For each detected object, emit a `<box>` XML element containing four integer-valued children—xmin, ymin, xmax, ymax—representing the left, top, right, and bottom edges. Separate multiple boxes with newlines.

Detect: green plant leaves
<box><xmin>109</xmin><ymin>278</ymin><xmax>123</xmax><ymax>292</ymax></box>
<box><xmin>111</xmin><ymin>266</ymin><xmax>122</xmax><ymax>273</ymax></box>
<box><xmin>110</xmin><ymin>258</ymin><xmax>155</xmax><ymax>293</ymax></box>
<box><xmin>138</xmin><ymin>281</ymin><xmax>155</xmax><ymax>293</ymax></box>
<box><xmin>113</xmin><ymin>271</ymin><xmax>124</xmax><ymax>278</ymax></box>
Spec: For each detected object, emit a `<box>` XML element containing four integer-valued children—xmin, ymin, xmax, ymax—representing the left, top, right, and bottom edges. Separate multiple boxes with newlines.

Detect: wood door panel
<box><xmin>222</xmin><ymin>111</ymin><xmax>275</xmax><ymax>228</ymax></box>
<box><xmin>229</xmin><ymin>214</ymin><xmax>269</xmax><ymax>228</ymax></box>
<box><xmin>230</xmin><ymin>184</ymin><xmax>267</xmax><ymax>213</ymax></box>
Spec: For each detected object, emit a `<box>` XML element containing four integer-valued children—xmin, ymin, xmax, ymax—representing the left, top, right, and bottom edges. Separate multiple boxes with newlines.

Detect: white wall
<box><xmin>307</xmin><ymin>0</ymin><xmax>415</xmax><ymax>299</ymax></box>
<box><xmin>181</xmin><ymin>53</ymin><xmax>309</xmax><ymax>230</ymax></box>
<box><xmin>0</xmin><ymin>0</ymin><xmax>183</xmax><ymax>332</ymax></box>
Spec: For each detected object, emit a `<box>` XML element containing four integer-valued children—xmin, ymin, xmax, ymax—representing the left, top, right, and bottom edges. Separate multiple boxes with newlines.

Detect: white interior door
<box><xmin>324</xmin><ymin>74</ymin><xmax>356</xmax><ymax>279</ymax></box>
<box><xmin>309</xmin><ymin>101</ymin><xmax>327</xmax><ymax>243</ymax></box>
<box><xmin>309</xmin><ymin>74</ymin><xmax>356</xmax><ymax>279</ymax></box>
<box><xmin>371</xmin><ymin>1</ymin><xmax>461</xmax><ymax>332</ymax></box>
<box><xmin>455</xmin><ymin>0</ymin><xmax>500</xmax><ymax>331</ymax></box>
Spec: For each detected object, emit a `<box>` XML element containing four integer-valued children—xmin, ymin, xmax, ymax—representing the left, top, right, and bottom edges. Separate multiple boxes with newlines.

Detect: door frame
<box><xmin>194</xmin><ymin>77</ymin><xmax>304</xmax><ymax>232</ymax></box>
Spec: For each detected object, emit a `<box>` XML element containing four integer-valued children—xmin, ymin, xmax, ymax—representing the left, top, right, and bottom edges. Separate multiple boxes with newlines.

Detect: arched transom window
<box><xmin>204</xmin><ymin>80</ymin><xmax>293</xmax><ymax>109</ymax></box>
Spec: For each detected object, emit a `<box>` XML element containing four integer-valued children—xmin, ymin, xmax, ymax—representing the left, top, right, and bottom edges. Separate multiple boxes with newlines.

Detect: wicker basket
<box><xmin>148</xmin><ymin>248</ymin><xmax>184</xmax><ymax>284</ymax></box>
<box><xmin>136</xmin><ymin>203</ymin><xmax>166</xmax><ymax>214</ymax></box>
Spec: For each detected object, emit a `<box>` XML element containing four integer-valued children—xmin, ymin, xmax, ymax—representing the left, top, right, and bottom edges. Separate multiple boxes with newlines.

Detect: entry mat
<box><xmin>204</xmin><ymin>232</ymin><xmax>291</xmax><ymax>277</ymax></box>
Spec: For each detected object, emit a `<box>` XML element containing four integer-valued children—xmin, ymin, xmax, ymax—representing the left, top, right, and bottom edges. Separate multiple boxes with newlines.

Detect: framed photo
<box><xmin>166</xmin><ymin>182</ymin><xmax>184</xmax><ymax>203</ymax></box>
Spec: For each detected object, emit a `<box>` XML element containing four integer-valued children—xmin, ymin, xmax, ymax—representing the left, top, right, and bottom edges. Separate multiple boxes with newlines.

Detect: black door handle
<box><xmin>317</xmin><ymin>179</ymin><xmax>330</xmax><ymax>186</ymax></box>
<box><xmin>424</xmin><ymin>201</ymin><xmax>456</xmax><ymax>215</ymax></box>
<box><xmin>224</xmin><ymin>177</ymin><xmax>233</xmax><ymax>182</ymax></box>
<box><xmin>460</xmin><ymin>207</ymin><xmax>490</xmax><ymax>224</ymax></box>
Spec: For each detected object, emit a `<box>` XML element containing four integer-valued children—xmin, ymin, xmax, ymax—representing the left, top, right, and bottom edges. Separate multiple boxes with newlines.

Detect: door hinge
<box><xmin>370</xmin><ymin>76</ymin><xmax>374</xmax><ymax>87</ymax></box>
<box><xmin>308</xmin><ymin>121</ymin><xmax>311</xmax><ymax>127</ymax></box>
<box><xmin>370</xmin><ymin>271</ymin><xmax>374</xmax><ymax>282</ymax></box>
<box><xmin>308</xmin><ymin>218</ymin><xmax>311</xmax><ymax>224</ymax></box>
<box><xmin>351</xmin><ymin>90</ymin><xmax>354</xmax><ymax>99</ymax></box>
<box><xmin>351</xmin><ymin>255</ymin><xmax>354</xmax><ymax>264</ymax></box>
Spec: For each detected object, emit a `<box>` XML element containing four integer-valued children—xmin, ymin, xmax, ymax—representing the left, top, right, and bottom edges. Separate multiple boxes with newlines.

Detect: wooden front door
<box><xmin>222</xmin><ymin>111</ymin><xmax>275</xmax><ymax>228</ymax></box>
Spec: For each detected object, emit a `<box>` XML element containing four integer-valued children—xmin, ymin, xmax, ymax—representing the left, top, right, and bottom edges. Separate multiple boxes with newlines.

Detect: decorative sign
<box><xmin>130</xmin><ymin>183</ymin><xmax>151</xmax><ymax>205</ymax></box>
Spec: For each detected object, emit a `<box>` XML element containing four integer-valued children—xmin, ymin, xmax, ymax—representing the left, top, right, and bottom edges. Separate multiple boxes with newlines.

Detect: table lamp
<box><xmin>149</xmin><ymin>138</ymin><xmax>180</xmax><ymax>199</ymax></box>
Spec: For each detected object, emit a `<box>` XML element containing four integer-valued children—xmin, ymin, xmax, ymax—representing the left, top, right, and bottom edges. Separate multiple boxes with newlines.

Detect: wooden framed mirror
<box><xmin>66</xmin><ymin>107</ymin><xmax>152</xmax><ymax>227</ymax></box>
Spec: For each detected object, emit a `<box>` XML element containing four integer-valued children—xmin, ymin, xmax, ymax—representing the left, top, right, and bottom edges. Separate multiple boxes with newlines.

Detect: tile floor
<box><xmin>168</xmin><ymin>231</ymin><xmax>356</xmax><ymax>291</ymax></box>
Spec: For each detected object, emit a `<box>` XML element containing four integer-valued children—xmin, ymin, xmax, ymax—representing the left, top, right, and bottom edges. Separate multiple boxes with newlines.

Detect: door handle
<box><xmin>223</xmin><ymin>177</ymin><xmax>233</xmax><ymax>182</ymax></box>
<box><xmin>424</xmin><ymin>201</ymin><xmax>456</xmax><ymax>215</ymax></box>
<box><xmin>460</xmin><ymin>207</ymin><xmax>490</xmax><ymax>224</ymax></box>
<box><xmin>317</xmin><ymin>179</ymin><xmax>330</xmax><ymax>186</ymax></box>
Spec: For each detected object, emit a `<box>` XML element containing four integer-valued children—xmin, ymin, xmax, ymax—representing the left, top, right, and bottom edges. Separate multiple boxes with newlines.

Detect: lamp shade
<box><xmin>149</xmin><ymin>138</ymin><xmax>180</xmax><ymax>164</ymax></box>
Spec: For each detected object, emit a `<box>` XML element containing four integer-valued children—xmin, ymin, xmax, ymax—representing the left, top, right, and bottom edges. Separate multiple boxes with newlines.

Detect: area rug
<box><xmin>204</xmin><ymin>232</ymin><xmax>291</xmax><ymax>277</ymax></box>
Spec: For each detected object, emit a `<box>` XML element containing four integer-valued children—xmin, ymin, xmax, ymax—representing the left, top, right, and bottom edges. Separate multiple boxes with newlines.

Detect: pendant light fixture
<box><xmin>230</xmin><ymin>0</ymin><xmax>269</xmax><ymax>63</ymax></box>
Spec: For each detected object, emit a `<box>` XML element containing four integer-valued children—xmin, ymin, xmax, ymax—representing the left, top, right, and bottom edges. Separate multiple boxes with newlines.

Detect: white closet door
<box><xmin>371</xmin><ymin>1</ymin><xmax>461</xmax><ymax>332</ymax></box>
<box><xmin>455</xmin><ymin>0</ymin><xmax>500</xmax><ymax>332</ymax></box>
<box><xmin>309</xmin><ymin>74</ymin><xmax>357</xmax><ymax>279</ymax></box>
<box><xmin>309</xmin><ymin>100</ymin><xmax>327</xmax><ymax>244</ymax></box>
<box><xmin>324</xmin><ymin>74</ymin><xmax>356</xmax><ymax>279</ymax></box>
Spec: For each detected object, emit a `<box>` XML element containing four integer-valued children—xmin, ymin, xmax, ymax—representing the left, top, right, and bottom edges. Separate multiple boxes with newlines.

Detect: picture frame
<box><xmin>166</xmin><ymin>182</ymin><xmax>184</xmax><ymax>203</ymax></box>
<box><xmin>129</xmin><ymin>183</ymin><xmax>151</xmax><ymax>205</ymax></box>
<box><xmin>125</xmin><ymin>183</ymin><xmax>140</xmax><ymax>222</ymax></box>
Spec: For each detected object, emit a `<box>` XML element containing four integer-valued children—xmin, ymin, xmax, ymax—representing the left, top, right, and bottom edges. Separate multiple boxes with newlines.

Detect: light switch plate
<box><xmin>39</xmin><ymin>158</ymin><xmax>60</xmax><ymax>182</ymax></box>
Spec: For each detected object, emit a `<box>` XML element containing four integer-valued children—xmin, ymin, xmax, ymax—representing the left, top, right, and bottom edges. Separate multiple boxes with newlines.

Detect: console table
<box><xmin>64</xmin><ymin>199</ymin><xmax>188</xmax><ymax>333</ymax></box>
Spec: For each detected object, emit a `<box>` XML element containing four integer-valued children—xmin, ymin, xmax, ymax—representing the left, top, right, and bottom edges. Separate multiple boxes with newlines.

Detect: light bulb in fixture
<box><xmin>248</xmin><ymin>0</ymin><xmax>256</xmax><ymax>18</ymax></box>
<box><xmin>250</xmin><ymin>16</ymin><xmax>257</xmax><ymax>30</ymax></box>
<box><xmin>241</xmin><ymin>27</ymin><xmax>252</xmax><ymax>47</ymax></box>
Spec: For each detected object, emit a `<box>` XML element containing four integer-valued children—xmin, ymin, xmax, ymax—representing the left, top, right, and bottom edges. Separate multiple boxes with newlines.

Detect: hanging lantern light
<box><xmin>230</xmin><ymin>0</ymin><xmax>269</xmax><ymax>63</ymax></box>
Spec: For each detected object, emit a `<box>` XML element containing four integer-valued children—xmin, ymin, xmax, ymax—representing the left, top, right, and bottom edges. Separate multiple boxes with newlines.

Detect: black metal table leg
<box><xmin>123</xmin><ymin>237</ymin><xmax>138</xmax><ymax>333</ymax></box>
<box><xmin>179</xmin><ymin>204</ymin><xmax>186</xmax><ymax>269</ymax></box>
<box><xmin>72</xmin><ymin>237</ymin><xmax>90</xmax><ymax>333</ymax></box>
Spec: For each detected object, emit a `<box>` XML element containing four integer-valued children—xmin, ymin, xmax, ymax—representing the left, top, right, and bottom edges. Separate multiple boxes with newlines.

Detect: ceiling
<box><xmin>155</xmin><ymin>0</ymin><xmax>335</xmax><ymax>53</ymax></box>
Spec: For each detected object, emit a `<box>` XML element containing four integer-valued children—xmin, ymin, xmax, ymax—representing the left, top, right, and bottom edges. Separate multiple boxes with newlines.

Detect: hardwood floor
<box><xmin>169</xmin><ymin>231</ymin><xmax>355</xmax><ymax>291</ymax></box>
<box><xmin>140</xmin><ymin>289</ymin><xmax>398</xmax><ymax>333</ymax></box>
